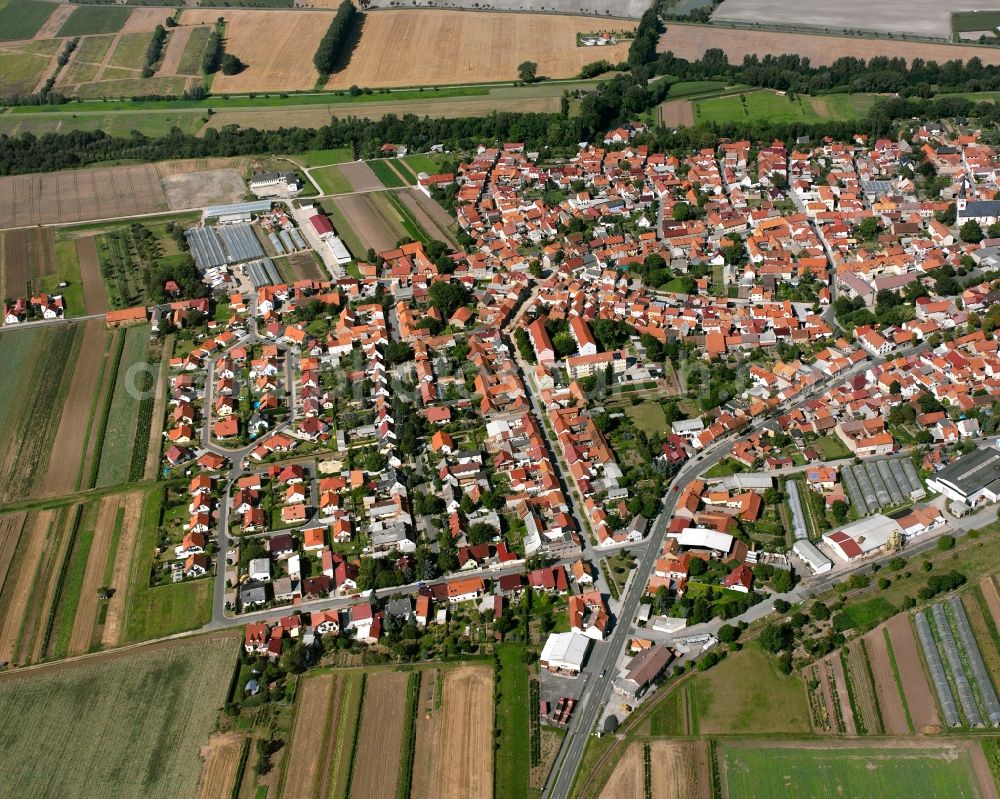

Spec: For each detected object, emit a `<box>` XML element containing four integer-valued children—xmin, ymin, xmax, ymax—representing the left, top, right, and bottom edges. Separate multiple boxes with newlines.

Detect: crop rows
<box><xmin>396</xmin><ymin>671</ymin><xmax>421</xmax><ymax>799</ymax></box>
<box><xmin>529</xmin><ymin>678</ymin><xmax>541</xmax><ymax>766</ymax></box>
<box><xmin>95</xmin><ymin>326</ymin><xmax>150</xmax><ymax>488</ymax></box>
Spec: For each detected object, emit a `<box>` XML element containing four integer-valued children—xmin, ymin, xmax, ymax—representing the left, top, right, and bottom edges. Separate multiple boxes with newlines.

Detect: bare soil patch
<box><xmin>182</xmin><ymin>8</ymin><xmax>329</xmax><ymax>92</ymax></box>
<box><xmin>433</xmin><ymin>665</ymin><xmax>493</xmax><ymax>799</ymax></box>
<box><xmin>658</xmin><ymin>21</ymin><xmax>1000</xmax><ymax>67</ymax></box>
<box><xmin>330</xmin><ymin>193</ymin><xmax>402</xmax><ymax>253</ymax></box>
<box><xmin>2</xmin><ymin>228</ymin><xmax>54</xmax><ymax>297</ymax></box>
<box><xmin>283</xmin><ymin>673</ymin><xmax>339</xmax><ymax>799</ymax></box>
<box><xmin>337</xmin><ymin>161</ymin><xmax>383</xmax><ymax>192</ymax></box>
<box><xmin>35</xmin><ymin>4</ymin><xmax>76</xmax><ymax>39</ymax></box>
<box><xmin>42</xmin><ymin>320</ymin><xmax>107</xmax><ymax>495</ymax></box>
<box><xmin>68</xmin><ymin>495</ymin><xmax>120</xmax><ymax>656</ymax></box>
<box><xmin>659</xmin><ymin>98</ymin><xmax>694</xmax><ymax>127</ymax></box>
<box><xmin>598</xmin><ymin>741</ymin><xmax>643</xmax><ymax>799</ymax></box>
<box><xmin>650</xmin><ymin>740</ymin><xmax>710</xmax><ymax>799</ymax></box>
<box><xmin>197</xmin><ymin>731</ymin><xmax>245</xmax><ymax>799</ymax></box>
<box><xmin>863</xmin><ymin>626</ymin><xmax>910</xmax><ymax>735</ymax></box>
<box><xmin>284</xmin><ymin>251</ymin><xmax>325</xmax><ymax>281</ymax></box>
<box><xmin>76</xmin><ymin>236</ymin><xmax>107</xmax><ymax>314</ymax></box>
<box><xmin>886</xmin><ymin>612</ymin><xmax>940</xmax><ymax>731</ymax></box>
<box><xmin>350</xmin><ymin>670</ymin><xmax>408</xmax><ymax>799</ymax></box>
<box><xmin>100</xmin><ymin>491</ymin><xmax>143</xmax><ymax>648</ymax></box>
<box><xmin>980</xmin><ymin>574</ymin><xmax>1000</xmax><ymax>628</ymax></box>
<box><xmin>161</xmin><ymin>168</ymin><xmax>246</xmax><ymax>211</ymax></box>
<box><xmin>396</xmin><ymin>188</ymin><xmax>458</xmax><ymax>247</ymax></box>
<box><xmin>158</xmin><ymin>25</ymin><xmax>193</xmax><ymax>77</ymax></box>
<box><xmin>122</xmin><ymin>7</ymin><xmax>172</xmax><ymax>33</ymax></box>
<box><xmin>155</xmin><ymin>156</ymin><xmax>250</xmax><ymax>178</ymax></box>
<box><xmin>0</xmin><ymin>512</ymin><xmax>27</xmax><ymax>597</ymax></box>
<box><xmin>0</xmin><ymin>511</ymin><xmax>53</xmax><ymax>664</ymax></box>
<box><xmin>328</xmin><ymin>10</ymin><xmax>634</xmax><ymax>89</ymax></box>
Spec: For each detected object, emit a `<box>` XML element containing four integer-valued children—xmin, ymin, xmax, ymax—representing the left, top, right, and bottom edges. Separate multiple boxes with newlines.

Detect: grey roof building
<box><xmin>927</xmin><ymin>446</ymin><xmax>1000</xmax><ymax>506</ymax></box>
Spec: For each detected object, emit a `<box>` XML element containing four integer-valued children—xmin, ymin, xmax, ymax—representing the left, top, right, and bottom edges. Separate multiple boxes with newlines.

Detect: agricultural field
<box><xmin>327</xmin><ymin>10</ymin><xmax>635</xmax><ymax>89</ymax></box>
<box><xmin>349</xmin><ymin>671</ymin><xmax>410</xmax><ymax>799</ymax></box>
<box><xmin>181</xmin><ymin>8</ymin><xmax>331</xmax><ymax>92</ymax></box>
<box><xmin>281</xmin><ymin>673</ymin><xmax>342</xmax><ymax>799</ymax></box>
<box><xmin>325</xmin><ymin>193</ymin><xmax>407</xmax><ymax>253</ymax></box>
<box><xmin>94</xmin><ymin>325</ymin><xmax>157</xmax><ymax>488</ymax></box>
<box><xmin>366</xmin><ymin>159</ymin><xmax>409</xmax><ymax>188</ymax></box>
<box><xmin>0</xmin><ymin>0</ymin><xmax>58</xmax><ymax>42</ymax></box>
<box><xmin>495</xmin><ymin>645</ymin><xmax>530</xmax><ymax>799</ymax></box>
<box><xmin>0</xmin><ymin>634</ymin><xmax>237</xmax><ymax>798</ymax></box>
<box><xmin>693</xmin><ymin>90</ymin><xmax>879</xmax><ymax>126</ymax></box>
<box><xmin>196</xmin><ymin>732</ymin><xmax>247</xmax><ymax>799</ymax></box>
<box><xmin>718</xmin><ymin>740</ymin><xmax>993</xmax><ymax>799</ymax></box>
<box><xmin>0</xmin><ymin>325</ymin><xmax>85</xmax><ymax>504</ymax></box>
<box><xmin>0</xmin><ymin>107</ymin><xmax>206</xmax><ymax>138</ymax></box>
<box><xmin>312</xmin><ymin>164</ymin><xmax>354</xmax><ymax>195</ymax></box>
<box><xmin>0</xmin><ymin>38</ymin><xmax>60</xmax><ymax>97</ymax></box>
<box><xmin>0</xmin><ymin>226</ymin><xmax>55</xmax><ymax>300</ymax></box>
<box><xmin>175</xmin><ymin>25</ymin><xmax>213</xmax><ymax>76</ymax></box>
<box><xmin>596</xmin><ymin>740</ymin><xmax>711</xmax><ymax>799</ymax></box>
<box><xmin>684</xmin><ymin>642</ymin><xmax>811</xmax><ymax>734</ymax></box>
<box><xmin>58</xmin><ymin>5</ymin><xmax>132</xmax><ymax>36</ymax></box>
<box><xmin>0</xmin><ymin>163</ymin><xmax>169</xmax><ymax>229</ymax></box>
<box><xmin>657</xmin><ymin>22</ymin><xmax>1000</xmax><ymax>67</ymax></box>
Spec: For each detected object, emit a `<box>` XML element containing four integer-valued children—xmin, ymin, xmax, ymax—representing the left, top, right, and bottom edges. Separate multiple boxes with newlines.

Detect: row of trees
<box><xmin>142</xmin><ymin>25</ymin><xmax>166</xmax><ymax>79</ymax></box>
<box><xmin>313</xmin><ymin>0</ymin><xmax>359</xmax><ymax>77</ymax></box>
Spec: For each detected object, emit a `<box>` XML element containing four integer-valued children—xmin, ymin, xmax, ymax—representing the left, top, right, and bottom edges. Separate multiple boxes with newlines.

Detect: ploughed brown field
<box><xmin>327</xmin><ymin>10</ymin><xmax>635</xmax><ymax>89</ymax></box>
<box><xmin>350</xmin><ymin>671</ymin><xmax>409</xmax><ymax>799</ymax></box>
<box><xmin>657</xmin><ymin>22</ymin><xmax>1000</xmax><ymax>67</ymax></box>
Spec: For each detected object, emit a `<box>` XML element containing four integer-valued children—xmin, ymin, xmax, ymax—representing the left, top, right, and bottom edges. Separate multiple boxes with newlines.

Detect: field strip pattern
<box><xmin>67</xmin><ymin>495</ymin><xmax>121</xmax><ymax>656</ymax></box>
<box><xmin>350</xmin><ymin>670</ymin><xmax>408</xmax><ymax>799</ymax></box>
<box><xmin>100</xmin><ymin>491</ymin><xmax>143</xmax><ymax>648</ymax></box>
<box><xmin>281</xmin><ymin>672</ymin><xmax>339</xmax><ymax>799</ymax></box>
<box><xmin>433</xmin><ymin>666</ymin><xmax>493</xmax><ymax>799</ymax></box>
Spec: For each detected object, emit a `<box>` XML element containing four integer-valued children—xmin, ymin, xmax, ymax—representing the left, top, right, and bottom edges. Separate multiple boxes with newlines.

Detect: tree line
<box><xmin>313</xmin><ymin>0</ymin><xmax>359</xmax><ymax>77</ymax></box>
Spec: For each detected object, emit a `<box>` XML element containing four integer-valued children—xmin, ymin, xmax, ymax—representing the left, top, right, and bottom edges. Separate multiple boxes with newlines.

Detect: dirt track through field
<box><xmin>886</xmin><ymin>613</ymin><xmax>940</xmax><ymax>731</ymax></box>
<box><xmin>68</xmin><ymin>496</ymin><xmax>120</xmax><ymax>656</ymax></box>
<box><xmin>337</xmin><ymin>161</ymin><xmax>384</xmax><ymax>192</ymax></box>
<box><xmin>0</xmin><ymin>513</ymin><xmax>27</xmax><ymax>597</ymax></box>
<box><xmin>158</xmin><ymin>26</ymin><xmax>193</xmax><ymax>77</ymax></box>
<box><xmin>350</xmin><ymin>671</ymin><xmax>408</xmax><ymax>799</ymax></box>
<box><xmin>197</xmin><ymin>732</ymin><xmax>245</xmax><ymax>799</ymax></box>
<box><xmin>598</xmin><ymin>741</ymin><xmax>642</xmax><ymax>799</ymax></box>
<box><xmin>659</xmin><ymin>99</ymin><xmax>694</xmax><ymax>127</ymax></box>
<box><xmin>433</xmin><ymin>666</ymin><xmax>493</xmax><ymax>799</ymax></box>
<box><xmin>76</xmin><ymin>236</ymin><xmax>107</xmax><ymax>314</ymax></box>
<box><xmin>330</xmin><ymin>194</ymin><xmax>401</xmax><ymax>253</ymax></box>
<box><xmin>283</xmin><ymin>673</ymin><xmax>339</xmax><ymax>799</ymax></box>
<box><xmin>100</xmin><ymin>491</ymin><xmax>143</xmax><ymax>648</ymax></box>
<box><xmin>863</xmin><ymin>626</ymin><xmax>910</xmax><ymax>735</ymax></box>
<box><xmin>34</xmin><ymin>4</ymin><xmax>75</xmax><ymax>39</ymax></box>
<box><xmin>657</xmin><ymin>21</ymin><xmax>1000</xmax><ymax>67</ymax></box>
<box><xmin>43</xmin><ymin>320</ymin><xmax>107</xmax><ymax>495</ymax></box>
<box><xmin>0</xmin><ymin>510</ymin><xmax>54</xmax><ymax>664</ymax></box>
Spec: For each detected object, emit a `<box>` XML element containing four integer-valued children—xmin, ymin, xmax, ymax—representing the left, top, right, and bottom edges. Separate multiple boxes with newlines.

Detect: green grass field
<box><xmin>0</xmin><ymin>109</ymin><xmax>205</xmax><ymax>138</ymax></box>
<box><xmin>121</xmin><ymin>487</ymin><xmax>213</xmax><ymax>643</ymax></box>
<box><xmin>74</xmin><ymin>33</ymin><xmax>116</xmax><ymax>65</ymax></box>
<box><xmin>722</xmin><ymin>743</ymin><xmax>984</xmax><ymax>799</ymax></box>
<box><xmin>401</xmin><ymin>154</ymin><xmax>440</xmax><ymax>175</ymax></box>
<box><xmin>0</xmin><ymin>0</ymin><xmax>57</xmax><ymax>41</ymax></box>
<box><xmin>687</xmin><ymin>643</ymin><xmax>811</xmax><ymax>734</ymax></box>
<box><xmin>322</xmin><ymin>199</ymin><xmax>366</xmax><ymax>260</ymax></box>
<box><xmin>366</xmin><ymin>159</ymin><xmax>407</xmax><ymax>188</ymax></box>
<box><xmin>668</xmin><ymin>79</ymin><xmax>727</xmax><ymax>97</ymax></box>
<box><xmin>294</xmin><ymin>147</ymin><xmax>354</xmax><ymax>167</ymax></box>
<box><xmin>495</xmin><ymin>644</ymin><xmax>531</xmax><ymax>799</ymax></box>
<box><xmin>624</xmin><ymin>401</ymin><xmax>668</xmax><ymax>437</ymax></box>
<box><xmin>108</xmin><ymin>31</ymin><xmax>154</xmax><ymax>69</ymax></box>
<box><xmin>0</xmin><ymin>41</ymin><xmax>57</xmax><ymax>95</ymax></box>
<box><xmin>311</xmin><ymin>164</ymin><xmax>353</xmax><ymax>195</ymax></box>
<box><xmin>58</xmin><ymin>4</ymin><xmax>132</xmax><ymax>36</ymax></box>
<box><xmin>0</xmin><ymin>634</ymin><xmax>237</xmax><ymax>798</ymax></box>
<box><xmin>694</xmin><ymin>90</ymin><xmax>878</xmax><ymax>126</ymax></box>
<box><xmin>952</xmin><ymin>10</ymin><xmax>1000</xmax><ymax>38</ymax></box>
<box><xmin>328</xmin><ymin>672</ymin><xmax>364</xmax><ymax>799</ymax></box>
<box><xmin>176</xmin><ymin>24</ymin><xmax>211</xmax><ymax>75</ymax></box>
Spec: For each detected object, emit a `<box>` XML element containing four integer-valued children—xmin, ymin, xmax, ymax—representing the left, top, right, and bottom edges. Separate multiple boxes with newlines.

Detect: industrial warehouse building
<box><xmin>821</xmin><ymin>514</ymin><xmax>903</xmax><ymax>562</ymax></box>
<box><xmin>540</xmin><ymin>631</ymin><xmax>592</xmax><ymax>676</ymax></box>
<box><xmin>792</xmin><ymin>539</ymin><xmax>832</xmax><ymax>574</ymax></box>
<box><xmin>927</xmin><ymin>447</ymin><xmax>1000</xmax><ymax>508</ymax></box>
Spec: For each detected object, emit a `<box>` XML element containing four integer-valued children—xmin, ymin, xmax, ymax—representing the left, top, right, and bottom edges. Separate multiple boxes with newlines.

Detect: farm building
<box><xmin>821</xmin><ymin>514</ymin><xmax>903</xmax><ymax>562</ymax></box>
<box><xmin>927</xmin><ymin>446</ymin><xmax>1000</xmax><ymax>507</ymax></box>
<box><xmin>792</xmin><ymin>539</ymin><xmax>832</xmax><ymax>574</ymax></box>
<box><xmin>673</xmin><ymin>527</ymin><xmax>734</xmax><ymax>556</ymax></box>
<box><xmin>205</xmin><ymin>199</ymin><xmax>273</xmax><ymax>222</ymax></box>
<box><xmin>540</xmin><ymin>631</ymin><xmax>592</xmax><ymax>676</ymax></box>
<box><xmin>613</xmin><ymin>644</ymin><xmax>673</xmax><ymax>701</ymax></box>
<box><xmin>249</xmin><ymin>172</ymin><xmax>301</xmax><ymax>196</ymax></box>
<box><xmin>105</xmin><ymin>306</ymin><xmax>148</xmax><ymax>327</ymax></box>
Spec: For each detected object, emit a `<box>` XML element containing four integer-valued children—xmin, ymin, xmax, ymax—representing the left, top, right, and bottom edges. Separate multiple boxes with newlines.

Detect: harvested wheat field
<box><xmin>599</xmin><ymin>741</ymin><xmax>643</xmax><ymax>799</ymax></box>
<box><xmin>121</xmin><ymin>7</ymin><xmax>172</xmax><ymax>33</ymax></box>
<box><xmin>886</xmin><ymin>612</ymin><xmax>940</xmax><ymax>732</ymax></box>
<box><xmin>0</xmin><ymin>512</ymin><xmax>26</xmax><ymax>596</ymax></box>
<box><xmin>650</xmin><ymin>740</ymin><xmax>711</xmax><ymax>799</ymax></box>
<box><xmin>197</xmin><ymin>732</ymin><xmax>245</xmax><ymax>799</ymax></box>
<box><xmin>42</xmin><ymin>320</ymin><xmax>108</xmax><ymax>496</ymax></box>
<box><xmin>100</xmin><ymin>491</ymin><xmax>143</xmax><ymax>647</ymax></box>
<box><xmin>283</xmin><ymin>673</ymin><xmax>340</xmax><ymax>799</ymax></box>
<box><xmin>158</xmin><ymin>25</ymin><xmax>195</xmax><ymax>77</ymax></box>
<box><xmin>432</xmin><ymin>665</ymin><xmax>493</xmax><ymax>799</ymax></box>
<box><xmin>658</xmin><ymin>22</ymin><xmax>1000</xmax><ymax>67</ymax></box>
<box><xmin>328</xmin><ymin>10</ymin><xmax>635</xmax><ymax>89</ymax></box>
<box><xmin>182</xmin><ymin>8</ymin><xmax>330</xmax><ymax>92</ymax></box>
<box><xmin>350</xmin><ymin>671</ymin><xmax>408</xmax><ymax>799</ymax></box>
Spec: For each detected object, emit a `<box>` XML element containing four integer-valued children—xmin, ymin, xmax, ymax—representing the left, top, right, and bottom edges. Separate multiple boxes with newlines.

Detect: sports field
<box><xmin>328</xmin><ymin>10</ymin><xmax>635</xmax><ymax>89</ymax></box>
<box><xmin>720</xmin><ymin>741</ymin><xmax>991</xmax><ymax>799</ymax></box>
<box><xmin>0</xmin><ymin>634</ymin><xmax>237</xmax><ymax>798</ymax></box>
